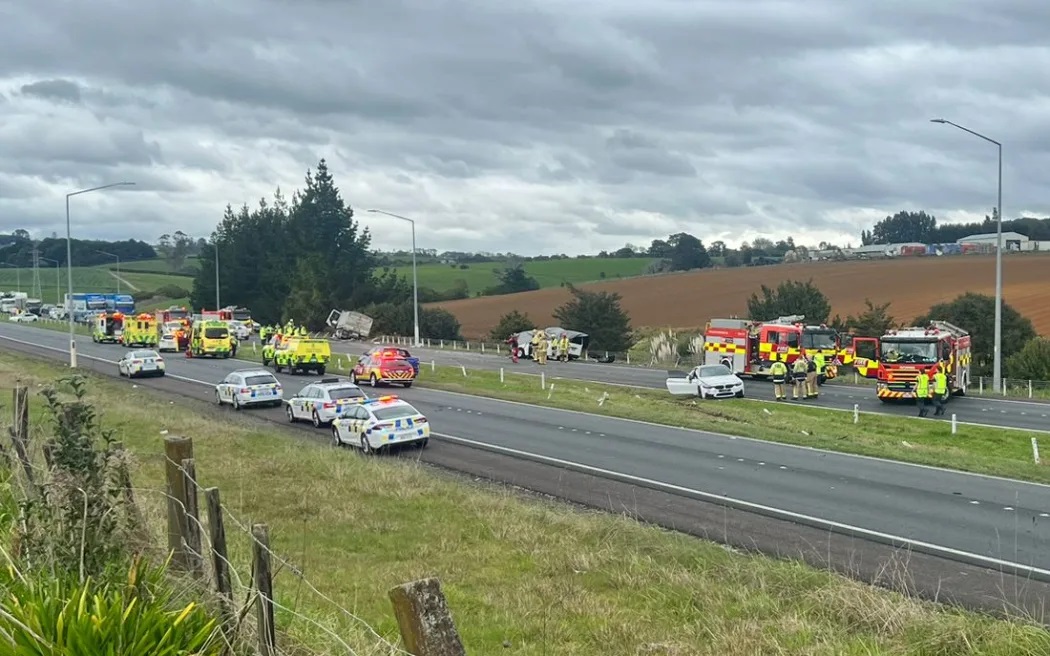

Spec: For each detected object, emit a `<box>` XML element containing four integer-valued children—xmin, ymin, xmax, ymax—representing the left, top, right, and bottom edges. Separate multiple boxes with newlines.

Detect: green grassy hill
<box><xmin>389</xmin><ymin>257</ymin><xmax>657</xmax><ymax>294</ymax></box>
<box><xmin>0</xmin><ymin>258</ymin><xmax>193</xmax><ymax>304</ymax></box>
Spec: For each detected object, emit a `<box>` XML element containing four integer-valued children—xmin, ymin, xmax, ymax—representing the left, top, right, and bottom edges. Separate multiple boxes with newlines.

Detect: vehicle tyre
<box><xmin>316</xmin><ymin>366</ymin><xmax>326</xmax><ymax>375</ymax></box>
<box><xmin>286</xmin><ymin>405</ymin><xmax>296</xmax><ymax>423</ymax></box>
<box><xmin>359</xmin><ymin>434</ymin><xmax>373</xmax><ymax>455</ymax></box>
<box><xmin>402</xmin><ymin>381</ymin><xmax>412</xmax><ymax>388</ymax></box>
<box><xmin>311</xmin><ymin>410</ymin><xmax>323</xmax><ymax>428</ymax></box>
<box><xmin>350</xmin><ymin>372</ymin><xmax>359</xmax><ymax>384</ymax></box>
<box><xmin>735</xmin><ymin>390</ymin><xmax>744</xmax><ymax>398</ymax></box>
<box><xmin>215</xmin><ymin>390</ymin><xmax>223</xmax><ymax>405</ymax></box>
<box><xmin>332</xmin><ymin>426</ymin><xmax>342</xmax><ymax>446</ymax></box>
<box><xmin>232</xmin><ymin>396</ymin><xmax>241</xmax><ymax>411</ymax></box>
<box><xmin>419</xmin><ymin>438</ymin><xmax>429</xmax><ymax>449</ymax></box>
<box><xmin>370</xmin><ymin>373</ymin><xmax>379</xmax><ymax>388</ymax></box>
<box><xmin>516</xmin><ymin>347</ymin><xmax>525</xmax><ymax>359</ymax></box>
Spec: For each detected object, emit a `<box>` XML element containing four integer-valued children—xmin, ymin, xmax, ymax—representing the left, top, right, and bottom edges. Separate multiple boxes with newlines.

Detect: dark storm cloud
<box><xmin>1</xmin><ymin>0</ymin><xmax>1050</xmax><ymax>254</ymax></box>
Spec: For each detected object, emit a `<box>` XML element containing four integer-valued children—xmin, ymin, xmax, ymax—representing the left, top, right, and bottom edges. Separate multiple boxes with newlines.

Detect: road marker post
<box><xmin>499</xmin><ymin>367</ymin><xmax>504</xmax><ymax>384</ymax></box>
<box><xmin>853</xmin><ymin>404</ymin><xmax>859</xmax><ymax>424</ymax></box>
<box><xmin>951</xmin><ymin>414</ymin><xmax>958</xmax><ymax>435</ymax></box>
<box><xmin>540</xmin><ymin>372</ymin><xmax>546</xmax><ymax>390</ymax></box>
<box><xmin>481</xmin><ymin>343</ymin><xmax>485</xmax><ymax>353</ymax></box>
<box><xmin>1033</xmin><ymin>437</ymin><xmax>1041</xmax><ymax>464</ymax></box>
<box><xmin>979</xmin><ymin>377</ymin><xmax>984</xmax><ymax>395</ymax></box>
<box><xmin>1030</xmin><ymin>380</ymin><xmax>1034</xmax><ymax>399</ymax></box>
<box><xmin>431</xmin><ymin>360</ymin><xmax>435</xmax><ymax>372</ymax></box>
<box><xmin>460</xmin><ymin>365</ymin><xmax>467</xmax><ymax>377</ymax></box>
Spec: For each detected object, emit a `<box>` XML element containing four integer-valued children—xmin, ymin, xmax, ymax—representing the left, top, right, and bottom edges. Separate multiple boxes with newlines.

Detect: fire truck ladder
<box><xmin>927</xmin><ymin>320</ymin><xmax>968</xmax><ymax>336</ymax></box>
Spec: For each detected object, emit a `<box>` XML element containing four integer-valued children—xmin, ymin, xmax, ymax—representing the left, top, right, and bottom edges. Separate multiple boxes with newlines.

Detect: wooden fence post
<box><xmin>252</xmin><ymin>524</ymin><xmax>276</xmax><ymax>656</ymax></box>
<box><xmin>163</xmin><ymin>436</ymin><xmax>194</xmax><ymax>571</ymax></box>
<box><xmin>181</xmin><ymin>458</ymin><xmax>204</xmax><ymax>578</ymax></box>
<box><xmin>388</xmin><ymin>578</ymin><xmax>465</xmax><ymax>656</ymax></box>
<box><xmin>205</xmin><ymin>487</ymin><xmax>234</xmax><ymax>637</ymax></box>
<box><xmin>9</xmin><ymin>385</ymin><xmax>37</xmax><ymax>493</ymax></box>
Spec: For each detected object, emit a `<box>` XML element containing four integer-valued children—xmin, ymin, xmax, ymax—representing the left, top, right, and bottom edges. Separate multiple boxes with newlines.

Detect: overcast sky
<box><xmin>2</xmin><ymin>0</ymin><xmax>1048</xmax><ymax>256</ymax></box>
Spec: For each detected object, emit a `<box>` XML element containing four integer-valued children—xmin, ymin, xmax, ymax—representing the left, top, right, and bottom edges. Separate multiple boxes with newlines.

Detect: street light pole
<box><xmin>214</xmin><ymin>241</ymin><xmax>220</xmax><ymax>309</ymax></box>
<box><xmin>366</xmin><ymin>209</ymin><xmax>420</xmax><ymax>347</ymax></box>
<box><xmin>96</xmin><ymin>250</ymin><xmax>121</xmax><ymax>294</ymax></box>
<box><xmin>66</xmin><ymin>182</ymin><xmax>136</xmax><ymax>367</ymax></box>
<box><xmin>930</xmin><ymin>119</ymin><xmax>1003</xmax><ymax>393</ymax></box>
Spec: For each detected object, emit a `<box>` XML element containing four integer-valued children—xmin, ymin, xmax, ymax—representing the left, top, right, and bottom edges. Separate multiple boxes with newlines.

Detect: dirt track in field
<box><xmin>430</xmin><ymin>253</ymin><xmax>1050</xmax><ymax>338</ymax></box>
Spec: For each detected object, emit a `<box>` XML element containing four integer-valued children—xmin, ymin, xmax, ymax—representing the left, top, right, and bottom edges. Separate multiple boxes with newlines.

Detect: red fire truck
<box><xmin>702</xmin><ymin>315</ymin><xmax>842</xmax><ymax>381</ymax></box>
<box><xmin>852</xmin><ymin>321</ymin><xmax>972</xmax><ymax>402</ymax></box>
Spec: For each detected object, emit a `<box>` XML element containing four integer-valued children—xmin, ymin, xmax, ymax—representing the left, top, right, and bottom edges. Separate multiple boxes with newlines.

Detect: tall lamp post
<box><xmin>96</xmin><ymin>250</ymin><xmax>121</xmax><ymax>294</ymax></box>
<box><xmin>0</xmin><ymin>263</ymin><xmax>21</xmax><ymax>293</ymax></box>
<box><xmin>38</xmin><ymin>257</ymin><xmax>62</xmax><ymax>306</ymax></box>
<box><xmin>366</xmin><ymin>209</ymin><xmax>420</xmax><ymax>347</ymax></box>
<box><xmin>930</xmin><ymin>119</ymin><xmax>1003</xmax><ymax>393</ymax></box>
<box><xmin>66</xmin><ymin>182</ymin><xmax>136</xmax><ymax>367</ymax></box>
<box><xmin>214</xmin><ymin>240</ymin><xmax>220</xmax><ymax>309</ymax></box>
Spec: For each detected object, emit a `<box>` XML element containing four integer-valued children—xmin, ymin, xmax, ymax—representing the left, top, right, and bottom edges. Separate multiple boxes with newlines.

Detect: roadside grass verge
<box><xmin>3</xmin><ymin>353</ymin><xmax>1050</xmax><ymax>654</ymax></box>
<box><xmin>410</xmin><ymin>365</ymin><xmax>1050</xmax><ymax>485</ymax></box>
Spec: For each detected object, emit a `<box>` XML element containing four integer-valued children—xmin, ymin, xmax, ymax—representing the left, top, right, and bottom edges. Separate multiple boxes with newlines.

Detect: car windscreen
<box><xmin>802</xmin><ymin>331</ymin><xmax>837</xmax><ymax>349</ymax></box>
<box><xmin>130</xmin><ymin>351</ymin><xmax>157</xmax><ymax>359</ymax></box>
<box><xmin>372</xmin><ymin>405</ymin><xmax>419</xmax><ymax>421</ymax></box>
<box><xmin>328</xmin><ymin>387</ymin><xmax>365</xmax><ymax>400</ymax></box>
<box><xmin>698</xmin><ymin>365</ymin><xmax>731</xmax><ymax>377</ymax></box>
<box><xmin>204</xmin><ymin>327</ymin><xmax>229</xmax><ymax>339</ymax></box>
<box><xmin>244</xmin><ymin>375</ymin><xmax>277</xmax><ymax>387</ymax></box>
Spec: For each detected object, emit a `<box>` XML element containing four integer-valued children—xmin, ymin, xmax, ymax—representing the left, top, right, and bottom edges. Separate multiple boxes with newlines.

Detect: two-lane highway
<box><xmin>3</xmin><ymin>320</ymin><xmax>1050</xmax><ymax>579</ymax></box>
<box><xmin>335</xmin><ymin>341</ymin><xmax>1050</xmax><ymax>432</ymax></box>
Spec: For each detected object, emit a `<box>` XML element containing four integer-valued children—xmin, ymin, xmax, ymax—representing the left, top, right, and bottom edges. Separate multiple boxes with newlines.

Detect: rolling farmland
<box><xmin>431</xmin><ymin>253</ymin><xmax>1050</xmax><ymax>338</ymax></box>
<box><xmin>0</xmin><ymin>259</ymin><xmax>192</xmax><ymax>299</ymax></box>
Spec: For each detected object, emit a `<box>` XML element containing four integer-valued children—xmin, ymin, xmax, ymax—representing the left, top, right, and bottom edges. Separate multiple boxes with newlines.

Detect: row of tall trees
<box><xmin>746</xmin><ymin>279</ymin><xmax>1041</xmax><ymax>378</ymax></box>
<box><xmin>0</xmin><ymin>231</ymin><xmax>156</xmax><ymax>268</ymax></box>
<box><xmin>860</xmin><ymin>209</ymin><xmax>1050</xmax><ymax>245</ymax></box>
<box><xmin>188</xmin><ymin>159</ymin><xmax>461</xmax><ymax>339</ymax></box>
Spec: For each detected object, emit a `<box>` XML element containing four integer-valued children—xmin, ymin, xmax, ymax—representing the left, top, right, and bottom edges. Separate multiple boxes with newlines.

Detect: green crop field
<box><xmin>117</xmin><ymin>256</ymin><xmax>200</xmax><ymax>274</ymax></box>
<box><xmin>389</xmin><ymin>256</ymin><xmax>657</xmax><ymax>294</ymax></box>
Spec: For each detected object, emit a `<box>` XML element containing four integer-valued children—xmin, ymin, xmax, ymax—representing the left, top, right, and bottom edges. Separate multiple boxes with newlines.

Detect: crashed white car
<box><xmin>666</xmin><ymin>364</ymin><xmax>745</xmax><ymax>399</ymax></box>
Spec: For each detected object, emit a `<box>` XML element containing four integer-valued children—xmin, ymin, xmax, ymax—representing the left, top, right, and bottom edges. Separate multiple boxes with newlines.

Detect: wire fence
<box><xmin>1</xmin><ymin>384</ymin><xmax>466</xmax><ymax>656</ymax></box>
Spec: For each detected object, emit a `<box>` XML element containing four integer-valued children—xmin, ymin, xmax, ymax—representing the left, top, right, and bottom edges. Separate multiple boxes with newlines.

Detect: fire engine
<box><xmin>702</xmin><ymin>315</ymin><xmax>842</xmax><ymax>381</ymax></box>
<box><xmin>853</xmin><ymin>321</ymin><xmax>972</xmax><ymax>402</ymax></box>
<box><xmin>158</xmin><ymin>306</ymin><xmax>191</xmax><ymax>324</ymax></box>
<box><xmin>201</xmin><ymin>309</ymin><xmax>233</xmax><ymax>321</ymax></box>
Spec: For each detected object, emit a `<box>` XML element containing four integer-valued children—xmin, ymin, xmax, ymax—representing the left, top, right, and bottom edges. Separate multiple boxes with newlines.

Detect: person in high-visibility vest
<box><xmin>791</xmin><ymin>356</ymin><xmax>809</xmax><ymax>400</ymax></box>
<box><xmin>915</xmin><ymin>367</ymin><xmax>933</xmax><ymax>417</ymax></box>
<box><xmin>813</xmin><ymin>351</ymin><xmax>826</xmax><ymax>390</ymax></box>
<box><xmin>559</xmin><ymin>334</ymin><xmax>570</xmax><ymax>362</ymax></box>
<box><xmin>932</xmin><ymin>365</ymin><xmax>949</xmax><ymax>416</ymax></box>
<box><xmin>769</xmin><ymin>360</ymin><xmax>789</xmax><ymax>401</ymax></box>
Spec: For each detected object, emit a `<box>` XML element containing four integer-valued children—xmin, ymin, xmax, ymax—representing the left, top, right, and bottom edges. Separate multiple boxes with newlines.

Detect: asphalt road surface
<box><xmin>4</xmin><ymin>321</ymin><xmax>1050</xmax><ymax>618</ymax></box>
<box><xmin>329</xmin><ymin>340</ymin><xmax>1050</xmax><ymax>433</ymax></box>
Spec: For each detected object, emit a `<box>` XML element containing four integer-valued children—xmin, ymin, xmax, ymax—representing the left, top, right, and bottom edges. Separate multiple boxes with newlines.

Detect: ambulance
<box><xmin>189</xmin><ymin>320</ymin><xmax>232</xmax><ymax>358</ymax></box>
<box><xmin>120</xmin><ymin>312</ymin><xmax>158</xmax><ymax>347</ymax></box>
<box><xmin>92</xmin><ymin>312</ymin><xmax>125</xmax><ymax>344</ymax></box>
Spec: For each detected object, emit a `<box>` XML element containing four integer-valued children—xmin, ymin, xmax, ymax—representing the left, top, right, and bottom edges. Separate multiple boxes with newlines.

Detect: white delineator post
<box><xmin>951</xmin><ymin>414</ymin><xmax>957</xmax><ymax>435</ymax></box>
<box><xmin>1032</xmin><ymin>437</ymin><xmax>1040</xmax><ymax>465</ymax></box>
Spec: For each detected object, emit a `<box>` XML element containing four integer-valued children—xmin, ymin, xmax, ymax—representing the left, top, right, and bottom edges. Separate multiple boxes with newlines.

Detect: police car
<box><xmin>117</xmin><ymin>349</ymin><xmax>166</xmax><ymax>378</ymax></box>
<box><xmin>330</xmin><ymin>396</ymin><xmax>429</xmax><ymax>454</ymax></box>
<box><xmin>215</xmin><ymin>369</ymin><xmax>283</xmax><ymax>410</ymax></box>
<box><xmin>285</xmin><ymin>377</ymin><xmax>369</xmax><ymax>427</ymax></box>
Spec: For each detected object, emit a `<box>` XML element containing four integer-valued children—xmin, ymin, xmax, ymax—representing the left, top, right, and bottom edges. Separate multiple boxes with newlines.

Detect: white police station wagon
<box><xmin>215</xmin><ymin>369</ymin><xmax>283</xmax><ymax>410</ymax></box>
<box><xmin>285</xmin><ymin>377</ymin><xmax>368</xmax><ymax>427</ymax></box>
<box><xmin>330</xmin><ymin>395</ymin><xmax>429</xmax><ymax>454</ymax></box>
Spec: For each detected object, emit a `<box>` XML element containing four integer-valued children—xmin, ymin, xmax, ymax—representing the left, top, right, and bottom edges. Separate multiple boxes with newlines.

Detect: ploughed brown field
<box><xmin>431</xmin><ymin>253</ymin><xmax>1050</xmax><ymax>339</ymax></box>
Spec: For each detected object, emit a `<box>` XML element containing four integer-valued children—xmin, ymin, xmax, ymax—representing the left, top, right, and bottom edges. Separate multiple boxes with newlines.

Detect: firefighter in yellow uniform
<box><xmin>792</xmin><ymin>356</ymin><xmax>809</xmax><ymax>400</ymax></box>
<box><xmin>769</xmin><ymin>360</ymin><xmax>789</xmax><ymax>401</ymax></box>
<box><xmin>537</xmin><ymin>332</ymin><xmax>549</xmax><ymax>365</ymax></box>
<box><xmin>558</xmin><ymin>334</ymin><xmax>569</xmax><ymax>362</ymax></box>
<box><xmin>530</xmin><ymin>331</ymin><xmax>542</xmax><ymax>362</ymax></box>
<box><xmin>933</xmin><ymin>366</ymin><xmax>949</xmax><ymax>416</ymax></box>
<box><xmin>916</xmin><ymin>367</ymin><xmax>933</xmax><ymax>417</ymax></box>
<box><xmin>810</xmin><ymin>351</ymin><xmax>826</xmax><ymax>398</ymax></box>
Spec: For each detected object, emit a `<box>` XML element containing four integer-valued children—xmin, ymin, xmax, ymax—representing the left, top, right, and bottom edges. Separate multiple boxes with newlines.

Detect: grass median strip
<box><xmin>2</xmin><ymin>352</ymin><xmax>1050</xmax><ymax>655</ymax></box>
<box><xmin>408</xmin><ymin>364</ymin><xmax>1050</xmax><ymax>485</ymax></box>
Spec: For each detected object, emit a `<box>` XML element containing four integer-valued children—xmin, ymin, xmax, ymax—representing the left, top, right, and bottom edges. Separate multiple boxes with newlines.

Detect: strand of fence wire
<box><xmin>7</xmin><ymin>452</ymin><xmax>393</xmax><ymax>656</ymax></box>
<box><xmin>164</xmin><ymin>455</ymin><xmax>410</xmax><ymax>654</ymax></box>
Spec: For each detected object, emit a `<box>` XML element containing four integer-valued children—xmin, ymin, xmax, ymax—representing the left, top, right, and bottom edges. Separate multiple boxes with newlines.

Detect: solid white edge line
<box><xmin>4</xmin><ymin>329</ymin><xmax>1050</xmax><ymax>491</ymax></box>
<box><xmin>432</xmin><ymin>431</ymin><xmax>1050</xmax><ymax>580</ymax></box>
<box><xmin>6</xmin><ymin>330</ymin><xmax>1050</xmax><ymax>577</ymax></box>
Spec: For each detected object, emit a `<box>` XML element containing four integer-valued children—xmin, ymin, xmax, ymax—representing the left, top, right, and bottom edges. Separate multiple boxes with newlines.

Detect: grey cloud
<box><xmin>20</xmin><ymin>79</ymin><xmax>82</xmax><ymax>104</ymax></box>
<box><xmin>1</xmin><ymin>0</ymin><xmax>1050</xmax><ymax>255</ymax></box>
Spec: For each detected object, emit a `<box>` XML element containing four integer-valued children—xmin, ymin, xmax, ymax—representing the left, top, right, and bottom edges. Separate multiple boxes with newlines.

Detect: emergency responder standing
<box><xmin>537</xmin><ymin>332</ymin><xmax>549</xmax><ymax>365</ymax></box>
<box><xmin>508</xmin><ymin>334</ymin><xmax>519</xmax><ymax>363</ymax></box>
<box><xmin>229</xmin><ymin>332</ymin><xmax>238</xmax><ymax>358</ymax></box>
<box><xmin>805</xmin><ymin>351</ymin><xmax>819</xmax><ymax>399</ymax></box>
<box><xmin>769</xmin><ymin>359</ymin><xmax>789</xmax><ymax>401</ymax></box>
<box><xmin>558</xmin><ymin>333</ymin><xmax>568</xmax><ymax>362</ymax></box>
<box><xmin>792</xmin><ymin>355</ymin><xmax>808</xmax><ymax>400</ymax></box>
<box><xmin>530</xmin><ymin>330</ymin><xmax>542</xmax><ymax>362</ymax></box>
<box><xmin>813</xmin><ymin>351</ymin><xmax>826</xmax><ymax>395</ymax></box>
<box><xmin>933</xmin><ymin>364</ymin><xmax>949</xmax><ymax>416</ymax></box>
<box><xmin>916</xmin><ymin>366</ymin><xmax>933</xmax><ymax>417</ymax></box>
